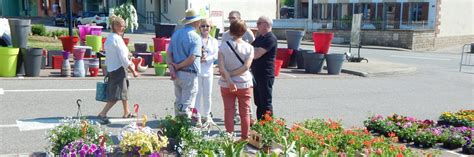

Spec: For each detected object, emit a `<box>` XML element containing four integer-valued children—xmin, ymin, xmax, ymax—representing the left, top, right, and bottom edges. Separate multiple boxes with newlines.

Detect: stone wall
<box><xmin>435</xmin><ymin>35</ymin><xmax>474</xmax><ymax>49</ymax></box>
<box><xmin>273</xmin><ymin>28</ymin><xmax>440</xmax><ymax>50</ymax></box>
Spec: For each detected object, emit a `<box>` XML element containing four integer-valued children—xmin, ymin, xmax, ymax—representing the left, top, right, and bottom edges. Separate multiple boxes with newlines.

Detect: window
<box><xmin>163</xmin><ymin>0</ymin><xmax>168</xmax><ymax>13</ymax></box>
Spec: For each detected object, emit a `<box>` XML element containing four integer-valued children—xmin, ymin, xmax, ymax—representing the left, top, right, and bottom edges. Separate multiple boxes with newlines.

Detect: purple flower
<box><xmin>89</xmin><ymin>144</ymin><xmax>97</xmax><ymax>154</ymax></box>
<box><xmin>81</xmin><ymin>144</ymin><xmax>89</xmax><ymax>152</ymax></box>
<box><xmin>149</xmin><ymin>153</ymin><xmax>160</xmax><ymax>157</ymax></box>
<box><xmin>406</xmin><ymin>116</ymin><xmax>416</xmax><ymax>122</ymax></box>
<box><xmin>387</xmin><ymin>121</ymin><xmax>393</xmax><ymax>125</ymax></box>
<box><xmin>71</xmin><ymin>153</ymin><xmax>76</xmax><ymax>157</ymax></box>
<box><xmin>78</xmin><ymin>149</ymin><xmax>86</xmax><ymax>157</ymax></box>
<box><xmin>396</xmin><ymin>122</ymin><xmax>401</xmax><ymax>126</ymax></box>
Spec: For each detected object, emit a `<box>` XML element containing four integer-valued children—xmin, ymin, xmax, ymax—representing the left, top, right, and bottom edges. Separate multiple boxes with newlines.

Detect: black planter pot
<box><xmin>134</xmin><ymin>43</ymin><xmax>148</xmax><ymax>53</ymax></box>
<box><xmin>462</xmin><ymin>145</ymin><xmax>474</xmax><ymax>155</ymax></box>
<box><xmin>303</xmin><ymin>52</ymin><xmax>325</xmax><ymax>74</ymax></box>
<box><xmin>295</xmin><ymin>49</ymin><xmax>308</xmax><ymax>69</ymax></box>
<box><xmin>414</xmin><ymin>141</ymin><xmax>435</xmax><ymax>148</ymax></box>
<box><xmin>154</xmin><ymin>23</ymin><xmax>177</xmax><ymax>38</ymax></box>
<box><xmin>442</xmin><ymin>142</ymin><xmax>462</xmax><ymax>150</ymax></box>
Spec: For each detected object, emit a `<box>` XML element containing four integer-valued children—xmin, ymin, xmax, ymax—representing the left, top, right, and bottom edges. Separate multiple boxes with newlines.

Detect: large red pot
<box><xmin>276</xmin><ymin>48</ymin><xmax>293</xmax><ymax>68</ymax></box>
<box><xmin>153</xmin><ymin>37</ymin><xmax>171</xmax><ymax>52</ymax></box>
<box><xmin>123</xmin><ymin>38</ymin><xmax>130</xmax><ymax>46</ymax></box>
<box><xmin>59</xmin><ymin>36</ymin><xmax>79</xmax><ymax>52</ymax></box>
<box><xmin>312</xmin><ymin>32</ymin><xmax>334</xmax><ymax>54</ymax></box>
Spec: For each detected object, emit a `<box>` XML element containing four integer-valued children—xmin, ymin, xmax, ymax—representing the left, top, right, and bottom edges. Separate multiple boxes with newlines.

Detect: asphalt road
<box><xmin>1</xmin><ymin>32</ymin><xmax>473</xmax><ymax>155</ymax></box>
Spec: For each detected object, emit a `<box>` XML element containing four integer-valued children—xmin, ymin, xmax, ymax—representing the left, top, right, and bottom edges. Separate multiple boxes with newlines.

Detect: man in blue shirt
<box><xmin>167</xmin><ymin>9</ymin><xmax>202</xmax><ymax>118</ymax></box>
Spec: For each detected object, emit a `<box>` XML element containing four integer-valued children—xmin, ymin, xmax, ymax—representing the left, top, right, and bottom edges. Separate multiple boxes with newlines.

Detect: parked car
<box><xmin>53</xmin><ymin>14</ymin><xmax>78</xmax><ymax>27</ymax></box>
<box><xmin>75</xmin><ymin>12</ymin><xmax>109</xmax><ymax>29</ymax></box>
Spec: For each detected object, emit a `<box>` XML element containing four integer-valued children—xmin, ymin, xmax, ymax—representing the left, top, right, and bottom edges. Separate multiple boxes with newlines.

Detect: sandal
<box><xmin>122</xmin><ymin>113</ymin><xmax>137</xmax><ymax>118</ymax></box>
<box><xmin>97</xmin><ymin>115</ymin><xmax>110</xmax><ymax>125</ymax></box>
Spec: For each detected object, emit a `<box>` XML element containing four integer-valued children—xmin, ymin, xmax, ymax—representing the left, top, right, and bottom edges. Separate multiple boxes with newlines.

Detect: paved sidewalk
<box><xmin>0</xmin><ymin>58</ymin><xmax>416</xmax><ymax>80</ymax></box>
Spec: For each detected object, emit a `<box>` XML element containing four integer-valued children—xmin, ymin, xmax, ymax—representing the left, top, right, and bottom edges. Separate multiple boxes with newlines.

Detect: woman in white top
<box><xmin>218</xmin><ymin>20</ymin><xmax>254</xmax><ymax>141</ymax></box>
<box><xmin>97</xmin><ymin>15</ymin><xmax>139</xmax><ymax>124</ymax></box>
<box><xmin>195</xmin><ymin>18</ymin><xmax>218</xmax><ymax>125</ymax></box>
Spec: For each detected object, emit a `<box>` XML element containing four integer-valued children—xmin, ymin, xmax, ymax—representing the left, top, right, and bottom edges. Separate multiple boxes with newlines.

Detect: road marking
<box><xmin>12</xmin><ymin>118</ymin><xmax>138</xmax><ymax>131</ymax></box>
<box><xmin>446</xmin><ymin>150</ymin><xmax>468</xmax><ymax>157</ymax></box>
<box><xmin>2</xmin><ymin>88</ymin><xmax>95</xmax><ymax>93</ymax></box>
<box><xmin>0</xmin><ymin>124</ymin><xmax>18</xmax><ymax>128</ymax></box>
<box><xmin>0</xmin><ymin>88</ymin><xmax>3</xmax><ymax>95</ymax></box>
<box><xmin>390</xmin><ymin>55</ymin><xmax>451</xmax><ymax>61</ymax></box>
<box><xmin>280</xmin><ymin>73</ymin><xmax>297</xmax><ymax>78</ymax></box>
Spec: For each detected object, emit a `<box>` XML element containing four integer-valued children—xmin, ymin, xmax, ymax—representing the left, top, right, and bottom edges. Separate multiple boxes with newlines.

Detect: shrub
<box><xmin>31</xmin><ymin>24</ymin><xmax>47</xmax><ymax>36</ymax></box>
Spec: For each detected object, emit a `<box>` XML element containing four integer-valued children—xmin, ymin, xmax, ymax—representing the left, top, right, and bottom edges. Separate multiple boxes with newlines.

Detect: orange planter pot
<box><xmin>59</xmin><ymin>36</ymin><xmax>79</xmax><ymax>52</ymax></box>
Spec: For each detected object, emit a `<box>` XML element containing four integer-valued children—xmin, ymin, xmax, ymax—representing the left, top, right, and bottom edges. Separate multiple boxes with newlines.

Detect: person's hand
<box><xmin>170</xmin><ymin>70</ymin><xmax>177</xmax><ymax>80</ymax></box>
<box><xmin>132</xmin><ymin>70</ymin><xmax>140</xmax><ymax>78</ymax></box>
<box><xmin>229</xmin><ymin>83</ymin><xmax>237</xmax><ymax>92</ymax></box>
<box><xmin>171</xmin><ymin>63</ymin><xmax>180</xmax><ymax>70</ymax></box>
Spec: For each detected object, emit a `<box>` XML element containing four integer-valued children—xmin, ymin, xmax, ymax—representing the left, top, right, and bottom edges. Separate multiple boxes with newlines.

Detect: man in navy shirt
<box><xmin>251</xmin><ymin>16</ymin><xmax>277</xmax><ymax>120</ymax></box>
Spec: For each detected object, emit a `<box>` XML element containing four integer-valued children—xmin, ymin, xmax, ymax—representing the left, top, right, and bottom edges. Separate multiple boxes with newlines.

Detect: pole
<box><xmin>66</xmin><ymin>0</ymin><xmax>73</xmax><ymax>36</ymax></box>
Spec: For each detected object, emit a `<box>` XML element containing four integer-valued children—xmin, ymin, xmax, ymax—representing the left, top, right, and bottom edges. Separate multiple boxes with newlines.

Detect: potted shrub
<box><xmin>395</xmin><ymin>122</ymin><xmax>418</xmax><ymax>143</ymax></box>
<box><xmin>363</xmin><ymin>114</ymin><xmax>385</xmax><ymax>134</ymax></box>
<box><xmin>118</xmin><ymin>119</ymin><xmax>168</xmax><ymax>156</ymax></box>
<box><xmin>110</xmin><ymin>0</ymin><xmax>138</xmax><ymax>34</ymax></box>
<box><xmin>413</xmin><ymin>128</ymin><xmax>442</xmax><ymax>148</ymax></box>
<box><xmin>250</xmin><ymin>112</ymin><xmax>287</xmax><ymax>151</ymax></box>
<box><xmin>463</xmin><ymin>136</ymin><xmax>474</xmax><ymax>155</ymax></box>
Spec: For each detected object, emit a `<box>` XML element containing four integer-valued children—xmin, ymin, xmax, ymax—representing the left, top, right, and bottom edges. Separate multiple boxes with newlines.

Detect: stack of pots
<box><xmin>311</xmin><ymin>32</ymin><xmax>345</xmax><ymax>75</ymax></box>
<box><xmin>153</xmin><ymin>51</ymin><xmax>167</xmax><ymax>76</ymax></box>
<box><xmin>134</xmin><ymin>43</ymin><xmax>152</xmax><ymax>67</ymax></box>
<box><xmin>8</xmin><ymin>19</ymin><xmax>31</xmax><ymax>76</ymax></box>
<box><xmin>286</xmin><ymin>30</ymin><xmax>305</xmax><ymax>68</ymax></box>
<box><xmin>73</xmin><ymin>46</ymin><xmax>88</xmax><ymax>77</ymax></box>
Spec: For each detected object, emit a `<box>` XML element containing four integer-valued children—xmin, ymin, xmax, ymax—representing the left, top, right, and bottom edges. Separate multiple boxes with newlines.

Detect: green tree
<box><xmin>282</xmin><ymin>0</ymin><xmax>295</xmax><ymax>7</ymax></box>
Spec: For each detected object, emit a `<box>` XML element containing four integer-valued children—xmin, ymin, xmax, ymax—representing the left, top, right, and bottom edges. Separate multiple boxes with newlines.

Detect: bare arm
<box><xmin>174</xmin><ymin>55</ymin><xmax>197</xmax><ymax>70</ymax></box>
<box><xmin>253</xmin><ymin>47</ymin><xmax>267</xmax><ymax>59</ymax></box>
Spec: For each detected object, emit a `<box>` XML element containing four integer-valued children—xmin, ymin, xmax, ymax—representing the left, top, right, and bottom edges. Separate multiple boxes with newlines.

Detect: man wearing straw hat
<box><xmin>167</xmin><ymin>8</ymin><xmax>202</xmax><ymax>118</ymax></box>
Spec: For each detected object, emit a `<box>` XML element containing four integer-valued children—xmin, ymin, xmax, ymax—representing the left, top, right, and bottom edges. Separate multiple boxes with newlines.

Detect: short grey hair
<box><xmin>229</xmin><ymin>11</ymin><xmax>241</xmax><ymax>18</ymax></box>
<box><xmin>258</xmin><ymin>16</ymin><xmax>272</xmax><ymax>26</ymax></box>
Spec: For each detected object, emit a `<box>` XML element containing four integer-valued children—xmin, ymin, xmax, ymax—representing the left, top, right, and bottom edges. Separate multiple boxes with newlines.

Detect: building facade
<box><xmin>282</xmin><ymin>0</ymin><xmax>474</xmax><ymax>50</ymax></box>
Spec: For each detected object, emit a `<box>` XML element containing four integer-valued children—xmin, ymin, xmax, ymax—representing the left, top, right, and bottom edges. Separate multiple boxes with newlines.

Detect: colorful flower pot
<box><xmin>86</xmin><ymin>35</ymin><xmax>102</xmax><ymax>52</ymax></box>
<box><xmin>160</xmin><ymin>51</ymin><xmax>167</xmax><ymax>63</ymax></box>
<box><xmin>123</xmin><ymin>38</ymin><xmax>130</xmax><ymax>46</ymax></box>
<box><xmin>154</xmin><ymin>63</ymin><xmax>167</xmax><ymax>76</ymax></box>
<box><xmin>276</xmin><ymin>48</ymin><xmax>293</xmax><ymax>68</ymax></box>
<box><xmin>274</xmin><ymin>60</ymin><xmax>283</xmax><ymax>77</ymax></box>
<box><xmin>59</xmin><ymin>36</ymin><xmax>79</xmax><ymax>52</ymax></box>
<box><xmin>153</xmin><ymin>52</ymin><xmax>163</xmax><ymax>63</ymax></box>
<box><xmin>0</xmin><ymin>47</ymin><xmax>19</xmax><ymax>77</ymax></box>
<box><xmin>73</xmin><ymin>46</ymin><xmax>88</xmax><ymax>60</ymax></box>
<box><xmin>90</xmin><ymin>26</ymin><xmax>103</xmax><ymax>36</ymax></box>
<box><xmin>78</xmin><ymin>25</ymin><xmax>92</xmax><ymax>42</ymax></box>
<box><xmin>62</xmin><ymin>51</ymin><xmax>70</xmax><ymax>60</ymax></box>
<box><xmin>89</xmin><ymin>67</ymin><xmax>99</xmax><ymax>77</ymax></box>
<box><xmin>153</xmin><ymin>37</ymin><xmax>170</xmax><ymax>52</ymax></box>
<box><xmin>312</xmin><ymin>32</ymin><xmax>334</xmax><ymax>54</ymax></box>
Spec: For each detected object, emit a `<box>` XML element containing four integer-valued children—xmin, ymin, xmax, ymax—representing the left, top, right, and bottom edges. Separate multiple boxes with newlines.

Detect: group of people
<box><xmin>96</xmin><ymin>8</ymin><xmax>278</xmax><ymax>142</ymax></box>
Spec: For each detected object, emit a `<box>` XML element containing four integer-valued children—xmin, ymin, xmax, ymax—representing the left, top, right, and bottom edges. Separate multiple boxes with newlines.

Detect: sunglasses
<box><xmin>200</xmin><ymin>25</ymin><xmax>210</xmax><ymax>28</ymax></box>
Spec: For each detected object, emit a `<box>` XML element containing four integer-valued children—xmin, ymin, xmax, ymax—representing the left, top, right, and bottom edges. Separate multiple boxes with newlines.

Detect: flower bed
<box><xmin>364</xmin><ymin>112</ymin><xmax>474</xmax><ymax>155</ymax></box>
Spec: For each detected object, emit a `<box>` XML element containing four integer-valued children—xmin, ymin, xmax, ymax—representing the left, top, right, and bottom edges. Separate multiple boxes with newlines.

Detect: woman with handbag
<box><xmin>218</xmin><ymin>20</ymin><xmax>254</xmax><ymax>141</ymax></box>
<box><xmin>97</xmin><ymin>15</ymin><xmax>139</xmax><ymax>124</ymax></box>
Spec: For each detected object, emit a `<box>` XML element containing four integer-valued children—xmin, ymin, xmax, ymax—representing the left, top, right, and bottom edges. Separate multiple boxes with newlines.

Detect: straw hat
<box><xmin>181</xmin><ymin>9</ymin><xmax>201</xmax><ymax>25</ymax></box>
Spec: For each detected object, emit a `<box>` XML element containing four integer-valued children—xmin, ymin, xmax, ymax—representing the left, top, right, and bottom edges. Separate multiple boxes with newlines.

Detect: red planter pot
<box><xmin>276</xmin><ymin>48</ymin><xmax>293</xmax><ymax>68</ymax></box>
<box><xmin>312</xmin><ymin>32</ymin><xmax>334</xmax><ymax>54</ymax></box>
<box><xmin>153</xmin><ymin>37</ymin><xmax>171</xmax><ymax>52</ymax></box>
<box><xmin>123</xmin><ymin>38</ymin><xmax>130</xmax><ymax>46</ymax></box>
<box><xmin>274</xmin><ymin>60</ymin><xmax>283</xmax><ymax>77</ymax></box>
<box><xmin>59</xmin><ymin>36</ymin><xmax>79</xmax><ymax>52</ymax></box>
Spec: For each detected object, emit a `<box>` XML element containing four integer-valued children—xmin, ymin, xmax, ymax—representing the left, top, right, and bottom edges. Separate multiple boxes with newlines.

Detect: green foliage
<box><xmin>159</xmin><ymin>115</ymin><xmax>191</xmax><ymax>140</ymax></box>
<box><xmin>220</xmin><ymin>137</ymin><xmax>247</xmax><ymax>157</ymax></box>
<box><xmin>45</xmin><ymin>118</ymin><xmax>113</xmax><ymax>155</ymax></box>
<box><xmin>31</xmin><ymin>24</ymin><xmax>47</xmax><ymax>36</ymax></box>
<box><xmin>281</xmin><ymin>0</ymin><xmax>295</xmax><ymax>7</ymax></box>
<box><xmin>112</xmin><ymin>0</ymin><xmax>139</xmax><ymax>32</ymax></box>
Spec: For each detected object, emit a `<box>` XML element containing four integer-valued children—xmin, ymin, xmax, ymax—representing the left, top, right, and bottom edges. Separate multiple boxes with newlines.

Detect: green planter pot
<box><xmin>86</xmin><ymin>35</ymin><xmax>102</xmax><ymax>52</ymax></box>
<box><xmin>0</xmin><ymin>47</ymin><xmax>20</xmax><ymax>77</ymax></box>
<box><xmin>154</xmin><ymin>63</ymin><xmax>167</xmax><ymax>76</ymax></box>
<box><xmin>160</xmin><ymin>51</ymin><xmax>167</xmax><ymax>63</ymax></box>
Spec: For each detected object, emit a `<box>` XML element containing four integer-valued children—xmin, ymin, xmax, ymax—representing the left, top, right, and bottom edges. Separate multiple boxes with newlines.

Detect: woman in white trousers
<box><xmin>195</xmin><ymin>18</ymin><xmax>218</xmax><ymax>125</ymax></box>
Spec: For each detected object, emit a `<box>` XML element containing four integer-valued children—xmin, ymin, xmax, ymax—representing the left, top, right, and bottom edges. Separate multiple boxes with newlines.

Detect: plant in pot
<box><xmin>363</xmin><ymin>114</ymin><xmax>385</xmax><ymax>134</ymax></box>
<box><xmin>250</xmin><ymin>112</ymin><xmax>287</xmax><ymax>152</ymax></box>
<box><xmin>109</xmin><ymin>0</ymin><xmax>138</xmax><ymax>45</ymax></box>
<box><xmin>462</xmin><ymin>136</ymin><xmax>474</xmax><ymax>155</ymax></box>
<box><xmin>158</xmin><ymin>115</ymin><xmax>191</xmax><ymax>152</ymax></box>
<box><xmin>413</xmin><ymin>127</ymin><xmax>442</xmax><ymax>148</ymax></box>
<box><xmin>395</xmin><ymin>122</ymin><xmax>418</xmax><ymax>143</ymax></box>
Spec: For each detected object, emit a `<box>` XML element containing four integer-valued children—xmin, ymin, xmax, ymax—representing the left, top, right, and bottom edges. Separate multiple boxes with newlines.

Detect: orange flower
<box><xmin>364</xmin><ymin>129</ymin><xmax>369</xmax><ymax>135</ymax></box>
<box><xmin>276</xmin><ymin>119</ymin><xmax>285</xmax><ymax>126</ymax></box>
<box><xmin>330</xmin><ymin>146</ymin><xmax>337</xmax><ymax>152</ymax></box>
<box><xmin>427</xmin><ymin>154</ymin><xmax>433</xmax><ymax>157</ymax></box>
<box><xmin>264</xmin><ymin>113</ymin><xmax>273</xmax><ymax>121</ymax></box>
<box><xmin>320</xmin><ymin>141</ymin><xmax>325</xmax><ymax>146</ymax></box>
<box><xmin>349</xmin><ymin>139</ymin><xmax>356</xmax><ymax>145</ymax></box>
<box><xmin>293</xmin><ymin>135</ymin><xmax>300</xmax><ymax>141</ymax></box>
<box><xmin>273</xmin><ymin>127</ymin><xmax>280</xmax><ymax>133</ymax></box>
<box><xmin>399</xmin><ymin>145</ymin><xmax>406</xmax><ymax>151</ymax></box>
<box><xmin>363</xmin><ymin>141</ymin><xmax>372</xmax><ymax>148</ymax></box>
<box><xmin>375</xmin><ymin>148</ymin><xmax>383</xmax><ymax>155</ymax></box>
<box><xmin>396</xmin><ymin>153</ymin><xmax>404</xmax><ymax>157</ymax></box>
<box><xmin>259</xmin><ymin>120</ymin><xmax>266</xmax><ymax>125</ymax></box>
<box><xmin>388</xmin><ymin>132</ymin><xmax>396</xmax><ymax>137</ymax></box>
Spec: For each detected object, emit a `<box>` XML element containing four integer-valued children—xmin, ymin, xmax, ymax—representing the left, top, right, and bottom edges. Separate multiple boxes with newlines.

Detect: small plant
<box><xmin>395</xmin><ymin>122</ymin><xmax>418</xmax><ymax>142</ymax></box>
<box><xmin>220</xmin><ymin>134</ymin><xmax>247</xmax><ymax>157</ymax></box>
<box><xmin>31</xmin><ymin>24</ymin><xmax>47</xmax><ymax>36</ymax></box>
<box><xmin>413</xmin><ymin>128</ymin><xmax>442</xmax><ymax>148</ymax></box>
<box><xmin>439</xmin><ymin>110</ymin><xmax>474</xmax><ymax>127</ymax></box>
<box><xmin>363</xmin><ymin>114</ymin><xmax>385</xmax><ymax>133</ymax></box>
<box><xmin>60</xmin><ymin>138</ymin><xmax>108</xmax><ymax>157</ymax></box>
<box><xmin>110</xmin><ymin>0</ymin><xmax>138</xmax><ymax>33</ymax></box>
<box><xmin>250</xmin><ymin>112</ymin><xmax>287</xmax><ymax>147</ymax></box>
<box><xmin>119</xmin><ymin>131</ymin><xmax>168</xmax><ymax>155</ymax></box>
<box><xmin>45</xmin><ymin>118</ymin><xmax>112</xmax><ymax>155</ymax></box>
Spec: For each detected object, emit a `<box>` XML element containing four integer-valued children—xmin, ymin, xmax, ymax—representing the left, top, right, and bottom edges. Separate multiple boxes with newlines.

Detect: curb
<box><xmin>277</xmin><ymin>40</ymin><xmax>410</xmax><ymax>52</ymax></box>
